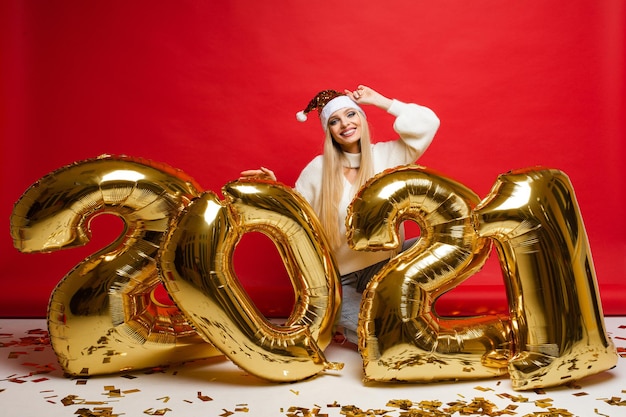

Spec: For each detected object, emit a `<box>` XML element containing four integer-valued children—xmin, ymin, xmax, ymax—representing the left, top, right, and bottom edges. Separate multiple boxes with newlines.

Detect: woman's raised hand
<box><xmin>239</xmin><ymin>167</ymin><xmax>277</xmax><ymax>181</ymax></box>
<box><xmin>344</xmin><ymin>85</ymin><xmax>392</xmax><ymax>110</ymax></box>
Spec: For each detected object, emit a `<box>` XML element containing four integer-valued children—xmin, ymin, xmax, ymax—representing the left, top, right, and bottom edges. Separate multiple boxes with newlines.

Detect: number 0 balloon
<box><xmin>159</xmin><ymin>180</ymin><xmax>343</xmax><ymax>382</ymax></box>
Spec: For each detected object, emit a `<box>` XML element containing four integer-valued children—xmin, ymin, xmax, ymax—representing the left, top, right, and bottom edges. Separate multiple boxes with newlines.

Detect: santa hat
<box><xmin>296</xmin><ymin>89</ymin><xmax>365</xmax><ymax>129</ymax></box>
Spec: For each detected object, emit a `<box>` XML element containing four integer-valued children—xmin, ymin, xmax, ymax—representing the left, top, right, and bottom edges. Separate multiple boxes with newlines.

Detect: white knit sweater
<box><xmin>295</xmin><ymin>99</ymin><xmax>440</xmax><ymax>276</ymax></box>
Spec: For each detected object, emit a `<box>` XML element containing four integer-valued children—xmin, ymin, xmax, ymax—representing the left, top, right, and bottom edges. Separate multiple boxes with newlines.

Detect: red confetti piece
<box><xmin>8</xmin><ymin>378</ymin><xmax>27</xmax><ymax>384</ymax></box>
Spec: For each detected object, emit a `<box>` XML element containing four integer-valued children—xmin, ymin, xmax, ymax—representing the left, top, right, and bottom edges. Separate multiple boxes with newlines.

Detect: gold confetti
<box><xmin>521</xmin><ymin>407</ymin><xmax>574</xmax><ymax>416</ymax></box>
<box><xmin>107</xmin><ymin>389</ymin><xmax>122</xmax><ymax>397</ymax></box>
<box><xmin>61</xmin><ymin>394</ymin><xmax>80</xmax><ymax>406</ymax></box>
<box><xmin>75</xmin><ymin>407</ymin><xmax>120</xmax><ymax>417</ymax></box>
<box><xmin>143</xmin><ymin>407</ymin><xmax>172</xmax><ymax>415</ymax></box>
<box><xmin>386</xmin><ymin>399</ymin><xmax>413</xmax><ymax>409</ymax></box>
<box><xmin>197</xmin><ymin>391</ymin><xmax>213</xmax><ymax>402</ymax></box>
<box><xmin>534</xmin><ymin>398</ymin><xmax>554</xmax><ymax>408</ymax></box>
<box><xmin>123</xmin><ymin>389</ymin><xmax>140</xmax><ymax>394</ymax></box>
<box><xmin>603</xmin><ymin>396</ymin><xmax>626</xmax><ymax>406</ymax></box>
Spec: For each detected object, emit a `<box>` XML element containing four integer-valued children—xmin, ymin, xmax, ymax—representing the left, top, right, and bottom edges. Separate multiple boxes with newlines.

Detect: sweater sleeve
<box><xmin>375</xmin><ymin>99</ymin><xmax>440</xmax><ymax>168</ymax></box>
<box><xmin>294</xmin><ymin>155</ymin><xmax>323</xmax><ymax>209</ymax></box>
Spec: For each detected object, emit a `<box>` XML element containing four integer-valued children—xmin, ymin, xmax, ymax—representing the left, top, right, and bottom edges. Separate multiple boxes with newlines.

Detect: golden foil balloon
<box><xmin>159</xmin><ymin>180</ymin><xmax>343</xmax><ymax>382</ymax></box>
<box><xmin>10</xmin><ymin>155</ymin><xmax>221</xmax><ymax>376</ymax></box>
<box><xmin>347</xmin><ymin>165</ymin><xmax>511</xmax><ymax>383</ymax></box>
<box><xmin>473</xmin><ymin>168</ymin><xmax>618</xmax><ymax>390</ymax></box>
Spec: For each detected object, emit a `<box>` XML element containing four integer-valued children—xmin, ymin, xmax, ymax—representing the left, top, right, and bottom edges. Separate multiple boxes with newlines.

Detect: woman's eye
<box><xmin>329</xmin><ymin>119</ymin><xmax>338</xmax><ymax>126</ymax></box>
<box><xmin>347</xmin><ymin>111</ymin><xmax>356</xmax><ymax>118</ymax></box>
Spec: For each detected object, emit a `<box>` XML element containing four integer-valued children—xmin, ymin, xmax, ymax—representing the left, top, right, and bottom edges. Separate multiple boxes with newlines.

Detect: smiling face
<box><xmin>327</xmin><ymin>108</ymin><xmax>362</xmax><ymax>153</ymax></box>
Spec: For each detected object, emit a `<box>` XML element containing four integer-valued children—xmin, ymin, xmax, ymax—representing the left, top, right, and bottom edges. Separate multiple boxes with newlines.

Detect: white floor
<box><xmin>0</xmin><ymin>317</ymin><xmax>624</xmax><ymax>417</ymax></box>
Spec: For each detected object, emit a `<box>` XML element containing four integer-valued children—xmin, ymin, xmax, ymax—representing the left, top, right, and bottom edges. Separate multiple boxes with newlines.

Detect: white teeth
<box><xmin>342</xmin><ymin>129</ymin><xmax>356</xmax><ymax>137</ymax></box>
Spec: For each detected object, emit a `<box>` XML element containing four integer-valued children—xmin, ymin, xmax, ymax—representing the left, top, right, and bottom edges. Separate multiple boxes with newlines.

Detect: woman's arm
<box><xmin>373</xmin><ymin>99</ymin><xmax>440</xmax><ymax>167</ymax></box>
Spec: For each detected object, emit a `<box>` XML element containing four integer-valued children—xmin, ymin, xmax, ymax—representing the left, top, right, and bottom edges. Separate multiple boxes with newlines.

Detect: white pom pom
<box><xmin>296</xmin><ymin>110</ymin><xmax>307</xmax><ymax>122</ymax></box>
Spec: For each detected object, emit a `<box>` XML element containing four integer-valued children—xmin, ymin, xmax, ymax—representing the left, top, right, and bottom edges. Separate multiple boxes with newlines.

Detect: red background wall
<box><xmin>1</xmin><ymin>1</ymin><xmax>624</xmax><ymax>317</ymax></box>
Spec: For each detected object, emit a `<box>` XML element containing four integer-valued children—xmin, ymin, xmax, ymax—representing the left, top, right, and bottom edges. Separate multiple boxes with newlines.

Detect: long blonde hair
<box><xmin>318</xmin><ymin>111</ymin><xmax>374</xmax><ymax>249</ymax></box>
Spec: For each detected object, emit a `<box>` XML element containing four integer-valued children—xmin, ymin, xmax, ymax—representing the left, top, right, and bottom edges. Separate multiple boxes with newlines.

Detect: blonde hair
<box><xmin>318</xmin><ymin>111</ymin><xmax>374</xmax><ymax>249</ymax></box>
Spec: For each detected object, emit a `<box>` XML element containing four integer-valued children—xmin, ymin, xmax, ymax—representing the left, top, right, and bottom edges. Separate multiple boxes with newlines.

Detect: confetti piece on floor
<box><xmin>603</xmin><ymin>396</ymin><xmax>626</xmax><ymax>406</ymax></box>
<box><xmin>144</xmin><ymin>407</ymin><xmax>172</xmax><ymax>415</ymax></box>
<box><xmin>197</xmin><ymin>391</ymin><xmax>213</xmax><ymax>402</ymax></box>
<box><xmin>123</xmin><ymin>389</ymin><xmax>140</xmax><ymax>394</ymax></box>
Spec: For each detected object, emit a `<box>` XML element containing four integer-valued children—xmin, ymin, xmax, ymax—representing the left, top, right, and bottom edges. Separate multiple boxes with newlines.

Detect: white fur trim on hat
<box><xmin>296</xmin><ymin>110</ymin><xmax>307</xmax><ymax>122</ymax></box>
<box><xmin>320</xmin><ymin>96</ymin><xmax>366</xmax><ymax>129</ymax></box>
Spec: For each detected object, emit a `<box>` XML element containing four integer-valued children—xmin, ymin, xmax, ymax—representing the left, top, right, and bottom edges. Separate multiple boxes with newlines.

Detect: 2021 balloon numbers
<box><xmin>10</xmin><ymin>156</ymin><xmax>617</xmax><ymax>389</ymax></box>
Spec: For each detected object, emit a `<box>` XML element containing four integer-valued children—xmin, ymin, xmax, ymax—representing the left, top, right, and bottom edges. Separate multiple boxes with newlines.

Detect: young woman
<box><xmin>241</xmin><ymin>85</ymin><xmax>440</xmax><ymax>343</ymax></box>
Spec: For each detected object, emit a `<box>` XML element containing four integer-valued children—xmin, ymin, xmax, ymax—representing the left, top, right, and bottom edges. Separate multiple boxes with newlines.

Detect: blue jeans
<box><xmin>337</xmin><ymin>237</ymin><xmax>417</xmax><ymax>344</ymax></box>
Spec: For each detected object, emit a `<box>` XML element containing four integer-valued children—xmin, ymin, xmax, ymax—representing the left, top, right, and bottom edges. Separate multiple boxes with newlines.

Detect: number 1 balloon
<box><xmin>473</xmin><ymin>168</ymin><xmax>618</xmax><ymax>390</ymax></box>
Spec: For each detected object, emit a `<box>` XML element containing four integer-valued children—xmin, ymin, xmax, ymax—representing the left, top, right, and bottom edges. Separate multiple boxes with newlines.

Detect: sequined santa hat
<box><xmin>296</xmin><ymin>89</ymin><xmax>365</xmax><ymax>129</ymax></box>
